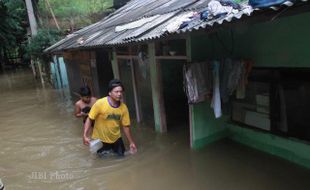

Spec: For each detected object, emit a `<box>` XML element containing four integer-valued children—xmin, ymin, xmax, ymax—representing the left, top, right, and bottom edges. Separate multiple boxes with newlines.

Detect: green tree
<box><xmin>0</xmin><ymin>0</ymin><xmax>28</xmax><ymax>66</ymax></box>
<box><xmin>25</xmin><ymin>28</ymin><xmax>62</xmax><ymax>80</ymax></box>
<box><xmin>26</xmin><ymin>28</ymin><xmax>61</xmax><ymax>61</ymax></box>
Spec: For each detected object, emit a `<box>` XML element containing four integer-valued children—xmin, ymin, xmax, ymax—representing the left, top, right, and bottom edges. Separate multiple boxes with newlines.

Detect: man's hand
<box><xmin>83</xmin><ymin>118</ymin><xmax>93</xmax><ymax>146</ymax></box>
<box><xmin>80</xmin><ymin>112</ymin><xmax>88</xmax><ymax>116</ymax></box>
<box><xmin>129</xmin><ymin>143</ymin><xmax>137</xmax><ymax>154</ymax></box>
<box><xmin>83</xmin><ymin>136</ymin><xmax>90</xmax><ymax>146</ymax></box>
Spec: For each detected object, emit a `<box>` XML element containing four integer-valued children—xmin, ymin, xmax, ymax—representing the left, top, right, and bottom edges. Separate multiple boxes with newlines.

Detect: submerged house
<box><xmin>45</xmin><ymin>0</ymin><xmax>310</xmax><ymax>168</ymax></box>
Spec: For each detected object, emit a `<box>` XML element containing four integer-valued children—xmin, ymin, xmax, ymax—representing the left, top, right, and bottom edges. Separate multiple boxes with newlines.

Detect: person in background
<box><xmin>75</xmin><ymin>86</ymin><xmax>97</xmax><ymax>124</ymax></box>
<box><xmin>83</xmin><ymin>79</ymin><xmax>137</xmax><ymax>156</ymax></box>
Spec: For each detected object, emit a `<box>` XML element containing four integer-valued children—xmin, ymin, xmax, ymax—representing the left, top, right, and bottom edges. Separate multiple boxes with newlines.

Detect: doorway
<box><xmin>161</xmin><ymin>60</ymin><xmax>189</xmax><ymax>133</ymax></box>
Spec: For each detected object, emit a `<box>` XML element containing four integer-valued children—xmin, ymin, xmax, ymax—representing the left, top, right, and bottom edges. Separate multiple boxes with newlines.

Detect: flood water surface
<box><xmin>0</xmin><ymin>69</ymin><xmax>310</xmax><ymax>190</ymax></box>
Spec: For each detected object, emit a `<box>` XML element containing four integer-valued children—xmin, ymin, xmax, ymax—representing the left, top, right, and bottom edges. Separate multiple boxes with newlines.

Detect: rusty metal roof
<box><xmin>45</xmin><ymin>0</ymin><xmax>310</xmax><ymax>53</ymax></box>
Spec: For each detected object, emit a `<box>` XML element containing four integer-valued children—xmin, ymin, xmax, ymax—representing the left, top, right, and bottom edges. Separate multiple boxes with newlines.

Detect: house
<box><xmin>45</xmin><ymin>0</ymin><xmax>310</xmax><ymax>168</ymax></box>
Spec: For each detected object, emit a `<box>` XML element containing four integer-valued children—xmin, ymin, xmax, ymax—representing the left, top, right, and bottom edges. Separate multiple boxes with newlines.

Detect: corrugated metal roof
<box><xmin>177</xmin><ymin>0</ymin><xmax>309</xmax><ymax>34</ymax></box>
<box><xmin>45</xmin><ymin>0</ymin><xmax>310</xmax><ymax>53</ymax></box>
<box><xmin>45</xmin><ymin>0</ymin><xmax>210</xmax><ymax>52</ymax></box>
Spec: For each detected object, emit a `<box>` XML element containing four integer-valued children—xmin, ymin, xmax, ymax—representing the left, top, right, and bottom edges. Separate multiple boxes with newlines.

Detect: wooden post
<box><xmin>25</xmin><ymin>0</ymin><xmax>38</xmax><ymax>78</ymax></box>
<box><xmin>30</xmin><ymin>59</ymin><xmax>37</xmax><ymax>78</ymax></box>
<box><xmin>130</xmin><ymin>58</ymin><xmax>142</xmax><ymax>123</ymax></box>
<box><xmin>148</xmin><ymin>42</ymin><xmax>167</xmax><ymax>133</ymax></box>
<box><xmin>25</xmin><ymin>0</ymin><xmax>38</xmax><ymax>36</ymax></box>
<box><xmin>45</xmin><ymin>0</ymin><xmax>60</xmax><ymax>30</ymax></box>
<box><xmin>37</xmin><ymin>60</ymin><xmax>45</xmax><ymax>86</ymax></box>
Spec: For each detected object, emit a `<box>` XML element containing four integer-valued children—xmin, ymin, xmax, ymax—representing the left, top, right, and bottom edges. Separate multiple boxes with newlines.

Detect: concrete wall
<box><xmin>190</xmin><ymin>11</ymin><xmax>310</xmax><ymax>168</ymax></box>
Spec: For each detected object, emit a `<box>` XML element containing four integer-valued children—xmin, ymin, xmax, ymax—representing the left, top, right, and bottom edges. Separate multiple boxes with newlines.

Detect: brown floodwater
<box><xmin>0</xmin><ymin>68</ymin><xmax>309</xmax><ymax>190</ymax></box>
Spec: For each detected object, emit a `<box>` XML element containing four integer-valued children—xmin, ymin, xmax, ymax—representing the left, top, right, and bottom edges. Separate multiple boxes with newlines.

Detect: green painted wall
<box><xmin>192</xmin><ymin>11</ymin><xmax>310</xmax><ymax>68</ymax></box>
<box><xmin>234</xmin><ymin>12</ymin><xmax>310</xmax><ymax>68</ymax></box>
<box><xmin>191</xmin><ymin>101</ymin><xmax>229</xmax><ymax>149</ymax></box>
<box><xmin>189</xmin><ymin>33</ymin><xmax>230</xmax><ymax>149</ymax></box>
<box><xmin>190</xmin><ymin>12</ymin><xmax>310</xmax><ymax>167</ymax></box>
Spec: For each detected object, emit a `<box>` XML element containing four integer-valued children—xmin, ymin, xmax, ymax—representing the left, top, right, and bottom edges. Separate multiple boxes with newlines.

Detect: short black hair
<box><xmin>79</xmin><ymin>86</ymin><xmax>91</xmax><ymax>97</ymax></box>
<box><xmin>108</xmin><ymin>79</ymin><xmax>124</xmax><ymax>92</ymax></box>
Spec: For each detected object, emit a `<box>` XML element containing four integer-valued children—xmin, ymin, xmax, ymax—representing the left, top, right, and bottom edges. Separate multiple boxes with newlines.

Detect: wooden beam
<box><xmin>155</xmin><ymin>56</ymin><xmax>188</xmax><ymax>60</ymax></box>
<box><xmin>45</xmin><ymin>0</ymin><xmax>60</xmax><ymax>30</ymax></box>
<box><xmin>116</xmin><ymin>55</ymin><xmax>139</xmax><ymax>59</ymax></box>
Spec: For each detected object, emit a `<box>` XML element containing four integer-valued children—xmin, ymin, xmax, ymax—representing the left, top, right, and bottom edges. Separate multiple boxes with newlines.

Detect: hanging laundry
<box><xmin>179</xmin><ymin>13</ymin><xmax>201</xmax><ymax>30</ymax></box>
<box><xmin>236</xmin><ymin>59</ymin><xmax>253</xmax><ymax>99</ymax></box>
<box><xmin>164</xmin><ymin>12</ymin><xmax>196</xmax><ymax>33</ymax></box>
<box><xmin>241</xmin><ymin>5</ymin><xmax>254</xmax><ymax>16</ymax></box>
<box><xmin>219</xmin><ymin>0</ymin><xmax>242</xmax><ymax>10</ymax></box>
<box><xmin>220</xmin><ymin>59</ymin><xmax>244</xmax><ymax>103</ymax></box>
<box><xmin>183</xmin><ymin>62</ymin><xmax>211</xmax><ymax>104</ymax></box>
<box><xmin>211</xmin><ymin>61</ymin><xmax>222</xmax><ymax>118</ymax></box>
<box><xmin>249</xmin><ymin>0</ymin><xmax>288</xmax><ymax>8</ymax></box>
<box><xmin>200</xmin><ymin>10</ymin><xmax>209</xmax><ymax>20</ymax></box>
<box><xmin>207</xmin><ymin>0</ymin><xmax>239</xmax><ymax>19</ymax></box>
<box><xmin>220</xmin><ymin>58</ymin><xmax>233</xmax><ymax>103</ymax></box>
<box><xmin>227</xmin><ymin>60</ymin><xmax>243</xmax><ymax>97</ymax></box>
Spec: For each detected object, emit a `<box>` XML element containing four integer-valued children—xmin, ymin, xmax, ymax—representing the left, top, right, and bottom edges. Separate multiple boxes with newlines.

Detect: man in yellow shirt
<box><xmin>83</xmin><ymin>79</ymin><xmax>137</xmax><ymax>156</ymax></box>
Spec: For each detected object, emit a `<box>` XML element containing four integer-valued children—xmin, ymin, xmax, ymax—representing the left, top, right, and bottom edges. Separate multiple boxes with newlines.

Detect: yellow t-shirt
<box><xmin>88</xmin><ymin>97</ymin><xmax>130</xmax><ymax>143</ymax></box>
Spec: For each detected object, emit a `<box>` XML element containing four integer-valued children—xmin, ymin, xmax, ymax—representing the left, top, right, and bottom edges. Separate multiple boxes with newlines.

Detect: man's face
<box><xmin>81</xmin><ymin>96</ymin><xmax>91</xmax><ymax>103</ymax></box>
<box><xmin>109</xmin><ymin>86</ymin><xmax>123</xmax><ymax>101</ymax></box>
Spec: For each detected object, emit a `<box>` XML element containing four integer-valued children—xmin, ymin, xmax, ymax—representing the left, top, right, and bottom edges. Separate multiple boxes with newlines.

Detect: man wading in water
<box><xmin>75</xmin><ymin>86</ymin><xmax>97</xmax><ymax>124</ymax></box>
<box><xmin>83</xmin><ymin>79</ymin><xmax>137</xmax><ymax>156</ymax></box>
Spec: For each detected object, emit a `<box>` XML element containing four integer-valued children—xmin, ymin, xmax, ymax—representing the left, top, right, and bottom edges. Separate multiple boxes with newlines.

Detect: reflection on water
<box><xmin>0</xmin><ymin>68</ymin><xmax>309</xmax><ymax>190</ymax></box>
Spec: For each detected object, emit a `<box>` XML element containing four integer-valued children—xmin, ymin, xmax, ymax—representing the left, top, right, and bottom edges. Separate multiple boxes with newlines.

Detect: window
<box><xmin>232</xmin><ymin>68</ymin><xmax>310</xmax><ymax>142</ymax></box>
<box><xmin>232</xmin><ymin>69</ymin><xmax>272</xmax><ymax>131</ymax></box>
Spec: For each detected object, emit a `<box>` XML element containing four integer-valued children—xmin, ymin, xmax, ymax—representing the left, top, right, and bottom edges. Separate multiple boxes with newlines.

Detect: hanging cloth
<box><xmin>183</xmin><ymin>62</ymin><xmax>211</xmax><ymax>104</ymax></box>
<box><xmin>211</xmin><ymin>61</ymin><xmax>222</xmax><ymax>118</ymax></box>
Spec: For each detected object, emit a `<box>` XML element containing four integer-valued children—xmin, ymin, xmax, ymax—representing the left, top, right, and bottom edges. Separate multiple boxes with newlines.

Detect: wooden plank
<box><xmin>156</xmin><ymin>56</ymin><xmax>187</xmax><ymax>60</ymax></box>
<box><xmin>116</xmin><ymin>55</ymin><xmax>139</xmax><ymax>59</ymax></box>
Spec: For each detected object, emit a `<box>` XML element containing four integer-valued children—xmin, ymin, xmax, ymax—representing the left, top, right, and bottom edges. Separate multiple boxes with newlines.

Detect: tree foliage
<box><xmin>0</xmin><ymin>0</ymin><xmax>114</xmax><ymax>66</ymax></box>
<box><xmin>0</xmin><ymin>0</ymin><xmax>28</xmax><ymax>65</ymax></box>
<box><xmin>26</xmin><ymin>28</ymin><xmax>61</xmax><ymax>61</ymax></box>
<box><xmin>0</xmin><ymin>0</ymin><xmax>27</xmax><ymax>50</ymax></box>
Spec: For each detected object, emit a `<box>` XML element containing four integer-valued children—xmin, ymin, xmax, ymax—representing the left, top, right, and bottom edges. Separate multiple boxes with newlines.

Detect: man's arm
<box><xmin>123</xmin><ymin>126</ymin><xmax>137</xmax><ymax>154</ymax></box>
<box><xmin>75</xmin><ymin>102</ymin><xmax>87</xmax><ymax>118</ymax></box>
<box><xmin>83</xmin><ymin>117</ymin><xmax>93</xmax><ymax>145</ymax></box>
